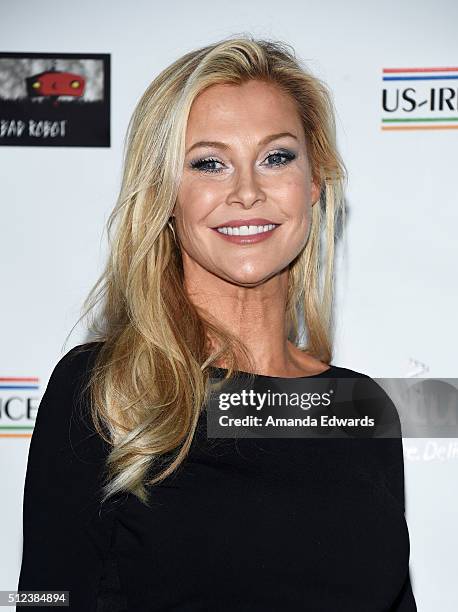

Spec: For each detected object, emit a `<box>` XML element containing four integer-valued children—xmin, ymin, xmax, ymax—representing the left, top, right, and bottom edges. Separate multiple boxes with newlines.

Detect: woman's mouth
<box><xmin>211</xmin><ymin>223</ymin><xmax>281</xmax><ymax>244</ymax></box>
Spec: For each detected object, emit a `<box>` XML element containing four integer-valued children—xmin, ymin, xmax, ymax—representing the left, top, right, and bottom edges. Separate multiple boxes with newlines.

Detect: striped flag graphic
<box><xmin>382</xmin><ymin>66</ymin><xmax>458</xmax><ymax>130</ymax></box>
<box><xmin>0</xmin><ymin>377</ymin><xmax>39</xmax><ymax>438</ymax></box>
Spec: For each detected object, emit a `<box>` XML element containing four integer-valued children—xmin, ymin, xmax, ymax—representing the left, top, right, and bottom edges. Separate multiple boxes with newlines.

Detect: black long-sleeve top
<box><xmin>17</xmin><ymin>342</ymin><xmax>417</xmax><ymax>611</ymax></box>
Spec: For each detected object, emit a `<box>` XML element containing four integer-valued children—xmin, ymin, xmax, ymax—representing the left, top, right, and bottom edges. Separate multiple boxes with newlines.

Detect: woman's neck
<box><xmin>184</xmin><ymin>264</ymin><xmax>326</xmax><ymax>377</ymax></box>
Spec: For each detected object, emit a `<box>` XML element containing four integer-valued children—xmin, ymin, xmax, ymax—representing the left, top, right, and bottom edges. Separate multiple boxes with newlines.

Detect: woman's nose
<box><xmin>227</xmin><ymin>165</ymin><xmax>265</xmax><ymax>209</ymax></box>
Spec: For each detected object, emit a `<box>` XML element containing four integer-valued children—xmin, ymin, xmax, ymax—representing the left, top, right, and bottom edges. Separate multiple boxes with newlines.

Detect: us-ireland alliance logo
<box><xmin>382</xmin><ymin>66</ymin><xmax>458</xmax><ymax>130</ymax></box>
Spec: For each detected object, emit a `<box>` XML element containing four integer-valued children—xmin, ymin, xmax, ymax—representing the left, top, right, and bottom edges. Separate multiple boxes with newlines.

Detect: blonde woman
<box><xmin>18</xmin><ymin>36</ymin><xmax>417</xmax><ymax>611</ymax></box>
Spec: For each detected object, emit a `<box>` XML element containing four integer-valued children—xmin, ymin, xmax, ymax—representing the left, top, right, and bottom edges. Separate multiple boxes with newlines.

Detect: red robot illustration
<box><xmin>25</xmin><ymin>60</ymin><xmax>85</xmax><ymax>106</ymax></box>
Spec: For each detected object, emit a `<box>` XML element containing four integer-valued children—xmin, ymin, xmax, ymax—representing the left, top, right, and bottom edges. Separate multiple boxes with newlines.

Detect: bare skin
<box><xmin>173</xmin><ymin>79</ymin><xmax>329</xmax><ymax>378</ymax></box>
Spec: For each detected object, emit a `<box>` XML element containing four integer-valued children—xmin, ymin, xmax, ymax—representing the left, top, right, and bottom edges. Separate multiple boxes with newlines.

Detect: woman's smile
<box><xmin>209</xmin><ymin>216</ymin><xmax>282</xmax><ymax>245</ymax></box>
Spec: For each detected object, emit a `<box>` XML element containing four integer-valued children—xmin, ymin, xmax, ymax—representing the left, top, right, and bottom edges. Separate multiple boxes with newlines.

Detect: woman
<box><xmin>18</xmin><ymin>36</ymin><xmax>417</xmax><ymax>610</ymax></box>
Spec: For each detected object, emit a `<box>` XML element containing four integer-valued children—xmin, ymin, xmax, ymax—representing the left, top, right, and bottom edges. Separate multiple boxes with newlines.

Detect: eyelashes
<box><xmin>189</xmin><ymin>157</ymin><xmax>222</xmax><ymax>174</ymax></box>
<box><xmin>189</xmin><ymin>150</ymin><xmax>296</xmax><ymax>174</ymax></box>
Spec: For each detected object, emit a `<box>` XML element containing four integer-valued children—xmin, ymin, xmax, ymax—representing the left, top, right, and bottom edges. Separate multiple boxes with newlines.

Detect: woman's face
<box><xmin>174</xmin><ymin>78</ymin><xmax>320</xmax><ymax>287</ymax></box>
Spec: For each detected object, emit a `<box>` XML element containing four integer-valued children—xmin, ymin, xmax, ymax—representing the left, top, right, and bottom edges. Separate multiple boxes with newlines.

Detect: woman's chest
<box><xmin>111</xmin><ymin>438</ymin><xmax>410</xmax><ymax>611</ymax></box>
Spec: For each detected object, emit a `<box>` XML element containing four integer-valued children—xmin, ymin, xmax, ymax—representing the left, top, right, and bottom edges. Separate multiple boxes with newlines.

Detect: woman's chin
<box><xmin>221</xmin><ymin>268</ymin><xmax>280</xmax><ymax>287</ymax></box>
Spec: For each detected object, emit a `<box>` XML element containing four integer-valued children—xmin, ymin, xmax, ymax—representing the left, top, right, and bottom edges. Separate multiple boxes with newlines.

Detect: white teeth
<box><xmin>216</xmin><ymin>224</ymin><xmax>277</xmax><ymax>236</ymax></box>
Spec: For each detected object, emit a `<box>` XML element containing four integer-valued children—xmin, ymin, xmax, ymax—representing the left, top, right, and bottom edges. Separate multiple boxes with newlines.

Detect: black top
<box><xmin>17</xmin><ymin>342</ymin><xmax>417</xmax><ymax>611</ymax></box>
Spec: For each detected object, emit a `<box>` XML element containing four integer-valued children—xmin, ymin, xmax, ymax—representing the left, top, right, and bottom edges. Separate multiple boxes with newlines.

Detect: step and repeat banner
<box><xmin>1</xmin><ymin>0</ymin><xmax>457</xmax><ymax>609</ymax></box>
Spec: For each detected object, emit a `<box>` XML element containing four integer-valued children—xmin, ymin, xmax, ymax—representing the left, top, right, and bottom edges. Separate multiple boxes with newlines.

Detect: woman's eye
<box><xmin>264</xmin><ymin>150</ymin><xmax>296</xmax><ymax>167</ymax></box>
<box><xmin>189</xmin><ymin>150</ymin><xmax>296</xmax><ymax>174</ymax></box>
<box><xmin>189</xmin><ymin>157</ymin><xmax>224</xmax><ymax>173</ymax></box>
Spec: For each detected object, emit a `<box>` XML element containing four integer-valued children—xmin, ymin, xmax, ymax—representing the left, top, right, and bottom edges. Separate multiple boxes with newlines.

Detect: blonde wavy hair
<box><xmin>68</xmin><ymin>34</ymin><xmax>347</xmax><ymax>506</ymax></box>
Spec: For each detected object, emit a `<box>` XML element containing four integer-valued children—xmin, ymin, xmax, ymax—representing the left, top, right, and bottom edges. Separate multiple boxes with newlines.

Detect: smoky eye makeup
<box><xmin>189</xmin><ymin>156</ymin><xmax>223</xmax><ymax>173</ymax></box>
<box><xmin>188</xmin><ymin>147</ymin><xmax>297</xmax><ymax>174</ymax></box>
<box><xmin>264</xmin><ymin>148</ymin><xmax>296</xmax><ymax>165</ymax></box>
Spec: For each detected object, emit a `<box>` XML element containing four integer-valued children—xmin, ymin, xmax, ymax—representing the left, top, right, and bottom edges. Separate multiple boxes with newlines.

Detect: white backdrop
<box><xmin>1</xmin><ymin>0</ymin><xmax>457</xmax><ymax>609</ymax></box>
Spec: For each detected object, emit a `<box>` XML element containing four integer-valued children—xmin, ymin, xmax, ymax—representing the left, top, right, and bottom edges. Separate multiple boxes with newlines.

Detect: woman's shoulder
<box><xmin>33</xmin><ymin>341</ymin><xmax>107</xmax><ymax>455</ymax></box>
<box><xmin>328</xmin><ymin>365</ymin><xmax>402</xmax><ymax>438</ymax></box>
<box><xmin>51</xmin><ymin>340</ymin><xmax>104</xmax><ymax>379</ymax></box>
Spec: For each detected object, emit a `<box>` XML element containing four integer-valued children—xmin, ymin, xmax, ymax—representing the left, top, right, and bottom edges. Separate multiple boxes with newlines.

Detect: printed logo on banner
<box><xmin>381</xmin><ymin>66</ymin><xmax>458</xmax><ymax>130</ymax></box>
<box><xmin>0</xmin><ymin>376</ymin><xmax>39</xmax><ymax>438</ymax></box>
<box><xmin>0</xmin><ymin>52</ymin><xmax>110</xmax><ymax>146</ymax></box>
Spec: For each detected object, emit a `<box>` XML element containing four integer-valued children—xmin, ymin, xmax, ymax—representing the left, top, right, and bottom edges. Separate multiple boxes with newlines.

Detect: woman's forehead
<box><xmin>186</xmin><ymin>80</ymin><xmax>304</xmax><ymax>144</ymax></box>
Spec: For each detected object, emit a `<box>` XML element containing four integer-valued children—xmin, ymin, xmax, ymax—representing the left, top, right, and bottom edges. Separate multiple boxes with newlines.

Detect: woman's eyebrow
<box><xmin>185</xmin><ymin>131</ymin><xmax>298</xmax><ymax>155</ymax></box>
